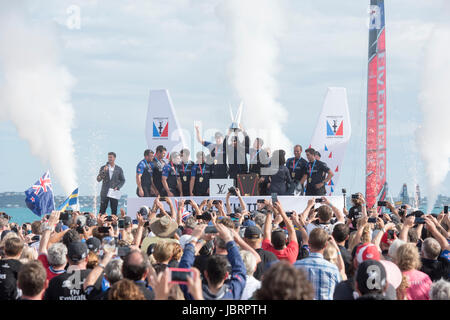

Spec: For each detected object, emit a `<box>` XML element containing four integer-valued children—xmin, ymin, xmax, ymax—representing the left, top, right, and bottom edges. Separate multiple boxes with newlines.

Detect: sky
<box><xmin>0</xmin><ymin>0</ymin><xmax>449</xmax><ymax>200</ymax></box>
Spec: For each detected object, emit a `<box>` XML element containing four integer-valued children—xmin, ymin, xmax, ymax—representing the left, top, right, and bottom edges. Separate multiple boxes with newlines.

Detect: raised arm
<box><xmin>194</xmin><ymin>125</ymin><xmax>204</xmax><ymax>145</ymax></box>
<box><xmin>83</xmin><ymin>251</ymin><xmax>114</xmax><ymax>291</ymax></box>
<box><xmin>177</xmin><ymin>199</ymin><xmax>185</xmax><ymax>226</ymax></box>
<box><xmin>263</xmin><ymin>210</ymin><xmax>273</xmax><ymax>243</ymax></box>
<box><xmin>132</xmin><ymin>213</ymin><xmax>145</xmax><ymax>247</ymax></box>
<box><xmin>225</xmin><ymin>192</ymin><xmax>232</xmax><ymax>215</ymax></box>
<box><xmin>322</xmin><ymin>197</ymin><xmax>345</xmax><ymax>223</ymax></box>
<box><xmin>425</xmin><ymin>216</ymin><xmax>450</xmax><ymax>251</ymax></box>
<box><xmin>165</xmin><ymin>197</ymin><xmax>176</xmax><ymax>220</ymax></box>
<box><xmin>235</xmin><ymin>188</ymin><xmax>248</xmax><ymax>214</ymax></box>
<box><xmin>292</xmin><ymin>211</ymin><xmax>309</xmax><ymax>245</ymax></box>
<box><xmin>300</xmin><ymin>198</ymin><xmax>315</xmax><ymax>220</ymax></box>
<box><xmin>190</xmin><ymin>200</ymin><xmax>202</xmax><ymax>217</ymax></box>
<box><xmin>39</xmin><ymin>210</ymin><xmax>60</xmax><ymax>255</ymax></box>
<box><xmin>399</xmin><ymin>215</ymin><xmax>415</xmax><ymax>242</ymax></box>
<box><xmin>274</xmin><ymin>202</ymin><xmax>297</xmax><ymax>244</ymax></box>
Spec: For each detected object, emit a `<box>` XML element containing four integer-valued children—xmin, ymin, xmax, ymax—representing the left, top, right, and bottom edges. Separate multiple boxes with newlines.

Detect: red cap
<box><xmin>355</xmin><ymin>243</ymin><xmax>381</xmax><ymax>264</ymax></box>
<box><xmin>381</xmin><ymin>231</ymin><xmax>397</xmax><ymax>246</ymax></box>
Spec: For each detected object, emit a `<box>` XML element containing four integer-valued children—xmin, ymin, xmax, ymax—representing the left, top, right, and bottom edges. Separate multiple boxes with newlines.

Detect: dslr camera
<box><xmin>228</xmin><ymin>187</ymin><xmax>237</xmax><ymax>196</ymax></box>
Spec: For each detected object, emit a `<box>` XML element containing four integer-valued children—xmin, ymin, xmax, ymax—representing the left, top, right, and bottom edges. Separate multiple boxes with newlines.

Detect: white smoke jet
<box><xmin>0</xmin><ymin>8</ymin><xmax>78</xmax><ymax>195</ymax></box>
<box><xmin>416</xmin><ymin>22</ymin><xmax>450</xmax><ymax>211</ymax></box>
<box><xmin>218</xmin><ymin>0</ymin><xmax>293</xmax><ymax>153</ymax></box>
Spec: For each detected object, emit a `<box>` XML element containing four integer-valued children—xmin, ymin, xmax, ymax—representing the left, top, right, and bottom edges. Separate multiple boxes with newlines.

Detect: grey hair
<box><xmin>240</xmin><ymin>250</ymin><xmax>257</xmax><ymax>277</ymax></box>
<box><xmin>421</xmin><ymin>238</ymin><xmax>441</xmax><ymax>260</ymax></box>
<box><xmin>47</xmin><ymin>242</ymin><xmax>68</xmax><ymax>267</ymax></box>
<box><xmin>104</xmin><ymin>259</ymin><xmax>123</xmax><ymax>285</ymax></box>
<box><xmin>254</xmin><ymin>214</ymin><xmax>266</xmax><ymax>229</ymax></box>
<box><xmin>429</xmin><ymin>279</ymin><xmax>450</xmax><ymax>300</ymax></box>
<box><xmin>388</xmin><ymin>239</ymin><xmax>406</xmax><ymax>261</ymax></box>
<box><xmin>184</xmin><ymin>216</ymin><xmax>197</xmax><ymax>229</ymax></box>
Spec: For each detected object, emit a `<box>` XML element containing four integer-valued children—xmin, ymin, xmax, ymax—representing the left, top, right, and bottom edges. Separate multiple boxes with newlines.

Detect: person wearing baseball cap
<box><xmin>44</xmin><ymin>241</ymin><xmax>95</xmax><ymax>300</ymax></box>
<box><xmin>333</xmin><ymin>243</ymin><xmax>398</xmax><ymax>300</ymax></box>
<box><xmin>354</xmin><ymin>260</ymin><xmax>389</xmax><ymax>300</ymax></box>
<box><xmin>243</xmin><ymin>226</ymin><xmax>278</xmax><ymax>280</ymax></box>
<box><xmin>86</xmin><ymin>237</ymin><xmax>101</xmax><ymax>253</ymax></box>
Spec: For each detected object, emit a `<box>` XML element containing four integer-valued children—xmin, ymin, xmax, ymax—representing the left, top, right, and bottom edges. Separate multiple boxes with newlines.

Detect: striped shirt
<box><xmin>294</xmin><ymin>252</ymin><xmax>341</xmax><ymax>300</ymax></box>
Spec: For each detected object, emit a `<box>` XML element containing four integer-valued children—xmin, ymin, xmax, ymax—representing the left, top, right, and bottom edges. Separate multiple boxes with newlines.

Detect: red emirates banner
<box><xmin>366</xmin><ymin>0</ymin><xmax>387</xmax><ymax>208</ymax></box>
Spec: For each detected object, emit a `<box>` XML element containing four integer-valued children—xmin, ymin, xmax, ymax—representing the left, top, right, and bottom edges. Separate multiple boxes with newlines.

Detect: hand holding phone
<box><xmin>271</xmin><ymin>193</ymin><xmax>278</xmax><ymax>204</ymax></box>
<box><xmin>205</xmin><ymin>226</ymin><xmax>218</xmax><ymax>234</ymax></box>
<box><xmin>378</xmin><ymin>201</ymin><xmax>387</xmax><ymax>207</ymax></box>
<box><xmin>168</xmin><ymin>268</ymin><xmax>193</xmax><ymax>285</ymax></box>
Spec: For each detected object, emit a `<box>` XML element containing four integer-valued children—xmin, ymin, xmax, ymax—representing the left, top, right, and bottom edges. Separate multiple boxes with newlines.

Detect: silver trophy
<box><xmin>229</xmin><ymin>101</ymin><xmax>243</xmax><ymax>132</ymax></box>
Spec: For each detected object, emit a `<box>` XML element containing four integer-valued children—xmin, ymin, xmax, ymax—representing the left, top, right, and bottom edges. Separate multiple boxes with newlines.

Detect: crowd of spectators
<box><xmin>0</xmin><ymin>191</ymin><xmax>449</xmax><ymax>300</ymax></box>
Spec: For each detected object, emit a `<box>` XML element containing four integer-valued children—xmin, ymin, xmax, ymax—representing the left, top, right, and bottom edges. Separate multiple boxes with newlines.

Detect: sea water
<box><xmin>0</xmin><ymin>207</ymin><xmax>115</xmax><ymax>225</ymax></box>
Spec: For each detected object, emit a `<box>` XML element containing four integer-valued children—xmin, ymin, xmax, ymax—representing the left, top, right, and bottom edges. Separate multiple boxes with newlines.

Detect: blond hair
<box><xmin>395</xmin><ymin>243</ymin><xmax>421</xmax><ymax>272</ymax></box>
<box><xmin>20</xmin><ymin>245</ymin><xmax>37</xmax><ymax>263</ymax></box>
<box><xmin>361</xmin><ymin>224</ymin><xmax>372</xmax><ymax>244</ymax></box>
<box><xmin>323</xmin><ymin>241</ymin><xmax>338</xmax><ymax>266</ymax></box>
<box><xmin>153</xmin><ymin>241</ymin><xmax>174</xmax><ymax>264</ymax></box>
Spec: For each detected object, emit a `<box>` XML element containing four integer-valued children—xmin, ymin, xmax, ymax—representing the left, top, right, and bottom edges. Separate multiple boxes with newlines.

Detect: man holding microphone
<box><xmin>97</xmin><ymin>152</ymin><xmax>126</xmax><ymax>215</ymax></box>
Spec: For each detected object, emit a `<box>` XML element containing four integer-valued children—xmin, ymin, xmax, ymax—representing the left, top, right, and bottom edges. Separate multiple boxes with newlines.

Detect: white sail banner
<box><xmin>310</xmin><ymin>87</ymin><xmax>352</xmax><ymax>195</ymax></box>
<box><xmin>145</xmin><ymin>89</ymin><xmax>187</xmax><ymax>157</ymax></box>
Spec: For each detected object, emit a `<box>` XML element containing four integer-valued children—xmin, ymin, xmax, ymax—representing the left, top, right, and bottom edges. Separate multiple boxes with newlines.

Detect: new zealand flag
<box><xmin>25</xmin><ymin>171</ymin><xmax>55</xmax><ymax>217</ymax></box>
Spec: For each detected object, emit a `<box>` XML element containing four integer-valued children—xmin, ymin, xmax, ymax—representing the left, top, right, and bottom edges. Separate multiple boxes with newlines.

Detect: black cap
<box><xmin>244</xmin><ymin>226</ymin><xmax>262</xmax><ymax>239</ymax></box>
<box><xmin>86</xmin><ymin>237</ymin><xmax>101</xmax><ymax>253</ymax></box>
<box><xmin>124</xmin><ymin>216</ymin><xmax>132</xmax><ymax>226</ymax></box>
<box><xmin>355</xmin><ymin>260</ymin><xmax>387</xmax><ymax>295</ymax></box>
<box><xmin>67</xmin><ymin>241</ymin><xmax>89</xmax><ymax>262</ymax></box>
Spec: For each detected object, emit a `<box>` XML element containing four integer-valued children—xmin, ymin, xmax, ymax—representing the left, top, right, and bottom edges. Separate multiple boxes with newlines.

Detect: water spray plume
<box><xmin>219</xmin><ymin>0</ymin><xmax>293</xmax><ymax>153</ymax></box>
<box><xmin>416</xmin><ymin>20</ymin><xmax>450</xmax><ymax>211</ymax></box>
<box><xmin>0</xmin><ymin>7</ymin><xmax>78</xmax><ymax>195</ymax></box>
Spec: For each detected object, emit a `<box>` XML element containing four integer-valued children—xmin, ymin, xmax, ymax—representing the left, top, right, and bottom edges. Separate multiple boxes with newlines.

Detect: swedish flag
<box><xmin>57</xmin><ymin>188</ymin><xmax>79</xmax><ymax>211</ymax></box>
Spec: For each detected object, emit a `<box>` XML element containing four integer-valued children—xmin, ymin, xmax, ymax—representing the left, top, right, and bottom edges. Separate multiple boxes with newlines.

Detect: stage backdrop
<box><xmin>127</xmin><ymin>196</ymin><xmax>345</xmax><ymax>219</ymax></box>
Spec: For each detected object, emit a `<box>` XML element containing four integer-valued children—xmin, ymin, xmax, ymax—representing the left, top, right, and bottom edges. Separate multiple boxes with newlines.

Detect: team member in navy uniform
<box><xmin>195</xmin><ymin>126</ymin><xmax>228</xmax><ymax>179</ymax></box>
<box><xmin>300</xmin><ymin>148</ymin><xmax>334</xmax><ymax>196</ymax></box>
<box><xmin>162</xmin><ymin>152</ymin><xmax>183</xmax><ymax>197</ymax></box>
<box><xmin>136</xmin><ymin>149</ymin><xmax>157</xmax><ymax>197</ymax></box>
<box><xmin>267</xmin><ymin>150</ymin><xmax>292</xmax><ymax>195</ymax></box>
<box><xmin>151</xmin><ymin>145</ymin><xmax>167</xmax><ymax>196</ymax></box>
<box><xmin>286</xmin><ymin>144</ymin><xmax>308</xmax><ymax>194</ymax></box>
<box><xmin>190</xmin><ymin>151</ymin><xmax>211</xmax><ymax>196</ymax></box>
<box><xmin>223</xmin><ymin>124</ymin><xmax>250</xmax><ymax>181</ymax></box>
<box><xmin>178</xmin><ymin>148</ymin><xmax>194</xmax><ymax>197</ymax></box>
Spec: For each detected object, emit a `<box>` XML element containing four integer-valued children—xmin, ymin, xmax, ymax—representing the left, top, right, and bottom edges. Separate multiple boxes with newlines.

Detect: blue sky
<box><xmin>0</xmin><ymin>0</ymin><xmax>449</xmax><ymax>199</ymax></box>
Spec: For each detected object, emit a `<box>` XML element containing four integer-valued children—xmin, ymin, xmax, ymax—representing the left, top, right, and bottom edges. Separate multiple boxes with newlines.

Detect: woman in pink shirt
<box><xmin>395</xmin><ymin>243</ymin><xmax>432</xmax><ymax>300</ymax></box>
